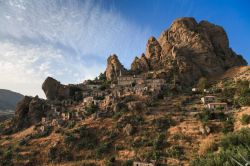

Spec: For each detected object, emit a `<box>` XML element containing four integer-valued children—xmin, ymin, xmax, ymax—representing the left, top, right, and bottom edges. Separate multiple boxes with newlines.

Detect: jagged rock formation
<box><xmin>42</xmin><ymin>77</ymin><xmax>70</xmax><ymax>100</ymax></box>
<box><xmin>105</xmin><ymin>54</ymin><xmax>126</xmax><ymax>81</ymax></box>
<box><xmin>13</xmin><ymin>96</ymin><xmax>46</xmax><ymax>131</ymax></box>
<box><xmin>113</xmin><ymin>17</ymin><xmax>247</xmax><ymax>85</ymax></box>
<box><xmin>131</xmin><ymin>53</ymin><xmax>149</xmax><ymax>73</ymax></box>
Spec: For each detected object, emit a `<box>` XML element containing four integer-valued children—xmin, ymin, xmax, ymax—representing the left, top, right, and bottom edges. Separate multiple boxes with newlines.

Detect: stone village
<box><xmin>35</xmin><ymin>71</ymin><xmax>228</xmax><ymax>166</ymax></box>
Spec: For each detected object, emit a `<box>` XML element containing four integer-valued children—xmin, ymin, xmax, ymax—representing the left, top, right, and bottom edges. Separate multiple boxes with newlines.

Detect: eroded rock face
<box><xmin>105</xmin><ymin>54</ymin><xmax>126</xmax><ymax>81</ymax></box>
<box><xmin>145</xmin><ymin>37</ymin><xmax>162</xmax><ymax>69</ymax></box>
<box><xmin>131</xmin><ymin>54</ymin><xmax>150</xmax><ymax>73</ymax></box>
<box><xmin>14</xmin><ymin>96</ymin><xmax>46</xmax><ymax>131</ymax></box>
<box><xmin>129</xmin><ymin>17</ymin><xmax>247</xmax><ymax>85</ymax></box>
<box><xmin>42</xmin><ymin>77</ymin><xmax>71</xmax><ymax>100</ymax></box>
<box><xmin>159</xmin><ymin>17</ymin><xmax>246</xmax><ymax>83</ymax></box>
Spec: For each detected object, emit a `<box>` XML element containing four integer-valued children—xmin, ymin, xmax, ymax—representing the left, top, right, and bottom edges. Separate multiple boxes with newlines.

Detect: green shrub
<box><xmin>153</xmin><ymin>116</ymin><xmax>174</xmax><ymax>131</ymax></box>
<box><xmin>153</xmin><ymin>133</ymin><xmax>165</xmax><ymax>150</ymax></box>
<box><xmin>167</xmin><ymin>145</ymin><xmax>184</xmax><ymax>159</ymax></box>
<box><xmin>1</xmin><ymin>150</ymin><xmax>13</xmax><ymax>166</ymax></box>
<box><xmin>222</xmin><ymin>117</ymin><xmax>234</xmax><ymax>133</ymax></box>
<box><xmin>67</xmin><ymin>120</ymin><xmax>76</xmax><ymax>129</ymax></box>
<box><xmin>85</xmin><ymin>104</ymin><xmax>99</xmax><ymax>116</ymax></box>
<box><xmin>64</xmin><ymin>133</ymin><xmax>77</xmax><ymax>145</ymax></box>
<box><xmin>31</xmin><ymin>126</ymin><xmax>52</xmax><ymax>139</ymax></box>
<box><xmin>64</xmin><ymin>126</ymin><xmax>98</xmax><ymax>150</ymax></box>
<box><xmin>191</xmin><ymin>128</ymin><xmax>250</xmax><ymax>166</ymax></box>
<box><xmin>48</xmin><ymin>146</ymin><xmax>73</xmax><ymax>162</ymax></box>
<box><xmin>196</xmin><ymin>109</ymin><xmax>227</xmax><ymax>122</ymax></box>
<box><xmin>96</xmin><ymin>142</ymin><xmax>111</xmax><ymax>158</ymax></box>
<box><xmin>122</xmin><ymin>160</ymin><xmax>133</xmax><ymax>166</ymax></box>
<box><xmin>237</xmin><ymin>96</ymin><xmax>250</xmax><ymax>106</ymax></box>
<box><xmin>241</xmin><ymin>114</ymin><xmax>250</xmax><ymax>125</ymax></box>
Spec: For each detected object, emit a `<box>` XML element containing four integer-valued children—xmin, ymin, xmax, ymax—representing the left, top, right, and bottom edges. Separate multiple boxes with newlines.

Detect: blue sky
<box><xmin>0</xmin><ymin>0</ymin><xmax>249</xmax><ymax>97</ymax></box>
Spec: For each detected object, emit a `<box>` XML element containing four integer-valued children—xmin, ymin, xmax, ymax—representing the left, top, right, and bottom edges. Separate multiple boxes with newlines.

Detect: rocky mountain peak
<box><xmin>103</xmin><ymin>17</ymin><xmax>247</xmax><ymax>84</ymax></box>
<box><xmin>105</xmin><ymin>54</ymin><xmax>126</xmax><ymax>81</ymax></box>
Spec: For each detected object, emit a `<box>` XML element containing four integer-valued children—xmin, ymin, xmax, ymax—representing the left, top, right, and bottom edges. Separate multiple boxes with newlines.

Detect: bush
<box><xmin>64</xmin><ymin>126</ymin><xmax>98</xmax><ymax>150</ymax></box>
<box><xmin>31</xmin><ymin>126</ymin><xmax>52</xmax><ymax>139</ymax></box>
<box><xmin>196</xmin><ymin>109</ymin><xmax>227</xmax><ymax>122</ymax></box>
<box><xmin>241</xmin><ymin>114</ymin><xmax>250</xmax><ymax>125</ymax></box>
<box><xmin>64</xmin><ymin>133</ymin><xmax>77</xmax><ymax>145</ymax></box>
<box><xmin>96</xmin><ymin>142</ymin><xmax>111</xmax><ymax>158</ymax></box>
<box><xmin>167</xmin><ymin>145</ymin><xmax>184</xmax><ymax>159</ymax></box>
<box><xmin>153</xmin><ymin>133</ymin><xmax>165</xmax><ymax>150</ymax></box>
<box><xmin>123</xmin><ymin>160</ymin><xmax>133</xmax><ymax>166</ymax></box>
<box><xmin>222</xmin><ymin>117</ymin><xmax>234</xmax><ymax>133</ymax></box>
<box><xmin>0</xmin><ymin>149</ymin><xmax>13</xmax><ymax>166</ymax></box>
<box><xmin>67</xmin><ymin>120</ymin><xmax>76</xmax><ymax>129</ymax></box>
<box><xmin>48</xmin><ymin>146</ymin><xmax>73</xmax><ymax>162</ymax></box>
<box><xmin>197</xmin><ymin>77</ymin><xmax>208</xmax><ymax>91</ymax></box>
<box><xmin>153</xmin><ymin>116</ymin><xmax>174</xmax><ymax>131</ymax></box>
<box><xmin>85</xmin><ymin>104</ymin><xmax>99</xmax><ymax>116</ymax></box>
<box><xmin>237</xmin><ymin>96</ymin><xmax>250</xmax><ymax>106</ymax></box>
<box><xmin>191</xmin><ymin>128</ymin><xmax>250</xmax><ymax>166</ymax></box>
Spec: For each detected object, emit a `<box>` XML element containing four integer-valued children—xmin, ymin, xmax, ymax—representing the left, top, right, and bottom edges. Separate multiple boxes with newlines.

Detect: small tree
<box><xmin>197</xmin><ymin>77</ymin><xmax>208</xmax><ymax>91</ymax></box>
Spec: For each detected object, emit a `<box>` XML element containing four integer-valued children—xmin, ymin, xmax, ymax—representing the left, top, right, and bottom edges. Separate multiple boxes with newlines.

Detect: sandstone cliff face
<box><xmin>13</xmin><ymin>96</ymin><xmax>46</xmax><ymax>131</ymax></box>
<box><xmin>105</xmin><ymin>54</ymin><xmax>126</xmax><ymax>81</ymax></box>
<box><xmin>128</xmin><ymin>17</ymin><xmax>247</xmax><ymax>84</ymax></box>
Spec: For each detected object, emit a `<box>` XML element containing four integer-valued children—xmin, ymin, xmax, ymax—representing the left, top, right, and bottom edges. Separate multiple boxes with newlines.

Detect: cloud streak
<box><xmin>0</xmin><ymin>0</ymin><xmax>151</xmax><ymax>98</ymax></box>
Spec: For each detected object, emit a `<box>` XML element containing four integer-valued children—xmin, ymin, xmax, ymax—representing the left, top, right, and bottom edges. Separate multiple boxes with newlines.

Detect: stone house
<box><xmin>201</xmin><ymin>96</ymin><xmax>216</xmax><ymax>104</ymax></box>
<box><xmin>147</xmin><ymin>79</ymin><xmax>166</xmax><ymax>91</ymax></box>
<box><xmin>117</xmin><ymin>74</ymin><xmax>145</xmax><ymax>85</ymax></box>
<box><xmin>86</xmin><ymin>84</ymin><xmax>101</xmax><ymax>90</ymax></box>
<box><xmin>118</xmin><ymin>76</ymin><xmax>135</xmax><ymax>86</ymax></box>
<box><xmin>133</xmin><ymin>161</ymin><xmax>155</xmax><ymax>166</ymax></box>
<box><xmin>206</xmin><ymin>102</ymin><xmax>228</xmax><ymax>110</ymax></box>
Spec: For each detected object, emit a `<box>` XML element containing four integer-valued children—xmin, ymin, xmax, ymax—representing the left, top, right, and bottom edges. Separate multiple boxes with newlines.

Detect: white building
<box><xmin>201</xmin><ymin>96</ymin><xmax>216</xmax><ymax>104</ymax></box>
<box><xmin>206</xmin><ymin>103</ymin><xmax>228</xmax><ymax>110</ymax></box>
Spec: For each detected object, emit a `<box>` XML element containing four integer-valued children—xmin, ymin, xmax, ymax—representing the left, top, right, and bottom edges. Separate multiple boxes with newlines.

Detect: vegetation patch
<box><xmin>240</xmin><ymin>114</ymin><xmax>250</xmax><ymax>125</ymax></box>
<box><xmin>191</xmin><ymin>128</ymin><xmax>250</xmax><ymax>166</ymax></box>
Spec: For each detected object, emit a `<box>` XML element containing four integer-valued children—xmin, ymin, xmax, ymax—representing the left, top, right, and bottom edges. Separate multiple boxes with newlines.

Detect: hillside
<box><xmin>0</xmin><ymin>89</ymin><xmax>24</xmax><ymax>111</ymax></box>
<box><xmin>0</xmin><ymin>17</ymin><xmax>249</xmax><ymax>166</ymax></box>
<box><xmin>0</xmin><ymin>89</ymin><xmax>24</xmax><ymax>121</ymax></box>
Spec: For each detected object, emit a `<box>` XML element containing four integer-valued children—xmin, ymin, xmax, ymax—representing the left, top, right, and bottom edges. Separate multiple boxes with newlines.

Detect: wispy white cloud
<box><xmin>0</xmin><ymin>0</ymin><xmax>151</xmax><ymax>98</ymax></box>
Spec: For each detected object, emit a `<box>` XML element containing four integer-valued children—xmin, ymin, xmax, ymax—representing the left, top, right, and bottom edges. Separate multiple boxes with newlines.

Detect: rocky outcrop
<box><xmin>42</xmin><ymin>77</ymin><xmax>81</xmax><ymax>101</ymax></box>
<box><xmin>13</xmin><ymin>96</ymin><xmax>47</xmax><ymax>131</ymax></box>
<box><xmin>131</xmin><ymin>54</ymin><xmax>149</xmax><ymax>73</ymax></box>
<box><xmin>128</xmin><ymin>17</ymin><xmax>247</xmax><ymax>85</ymax></box>
<box><xmin>105</xmin><ymin>54</ymin><xmax>126</xmax><ymax>81</ymax></box>
<box><xmin>145</xmin><ymin>37</ymin><xmax>162</xmax><ymax>69</ymax></box>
